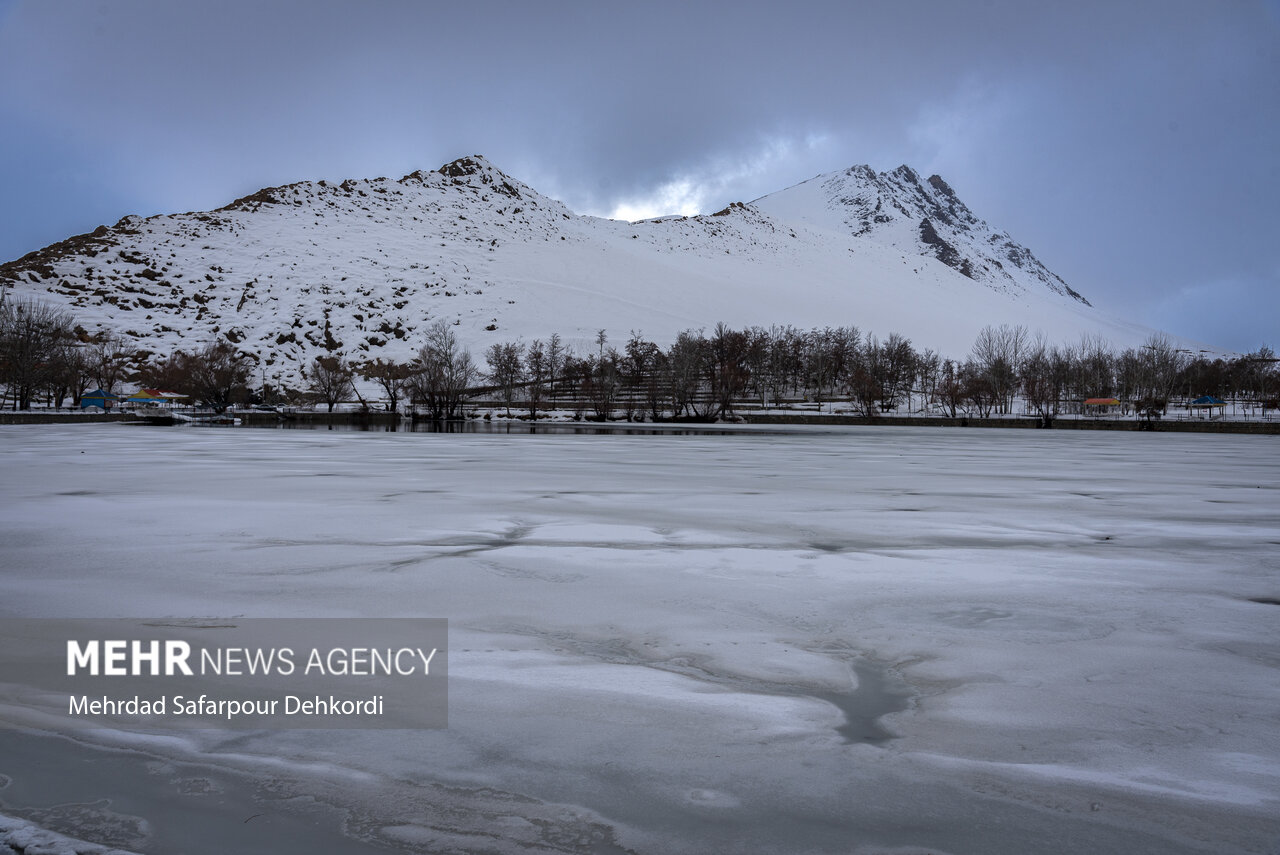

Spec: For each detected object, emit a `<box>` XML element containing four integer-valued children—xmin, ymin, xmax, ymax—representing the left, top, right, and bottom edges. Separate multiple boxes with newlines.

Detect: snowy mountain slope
<box><xmin>0</xmin><ymin>155</ymin><xmax>1157</xmax><ymax>381</ymax></box>
<box><xmin>753</xmin><ymin>164</ymin><xmax>1090</xmax><ymax>304</ymax></box>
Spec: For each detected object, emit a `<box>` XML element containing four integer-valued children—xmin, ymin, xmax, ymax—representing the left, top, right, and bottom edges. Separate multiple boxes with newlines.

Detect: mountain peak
<box><xmin>437</xmin><ymin>154</ymin><xmax>498</xmax><ymax>178</ymax></box>
<box><xmin>755</xmin><ymin>163</ymin><xmax>1089</xmax><ymax>305</ymax></box>
<box><xmin>400</xmin><ymin>154</ymin><xmax>531</xmax><ymax>201</ymax></box>
<box><xmin>890</xmin><ymin>164</ymin><xmax>920</xmax><ymax>182</ymax></box>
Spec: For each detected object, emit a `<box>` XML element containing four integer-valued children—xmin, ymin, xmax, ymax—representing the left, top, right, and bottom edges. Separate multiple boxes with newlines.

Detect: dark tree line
<box><xmin>4</xmin><ymin>293</ymin><xmax>1277</xmax><ymax>420</ymax></box>
<box><xmin>0</xmin><ymin>296</ymin><xmax>78</xmax><ymax>410</ymax></box>
<box><xmin>0</xmin><ymin>293</ymin><xmax>260</xmax><ymax>412</ymax></box>
<box><xmin>0</xmin><ymin>295</ymin><xmax>160</xmax><ymax>411</ymax></box>
<box><xmin>461</xmin><ymin>324</ymin><xmax>1279</xmax><ymax>422</ymax></box>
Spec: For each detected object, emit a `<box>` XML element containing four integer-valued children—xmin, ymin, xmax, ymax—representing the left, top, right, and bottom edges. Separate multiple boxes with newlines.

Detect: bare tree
<box><xmin>708</xmin><ymin>322</ymin><xmax>749</xmax><ymax>418</ymax></box>
<box><xmin>960</xmin><ymin>359</ymin><xmax>997</xmax><ymax>417</ymax></box>
<box><xmin>307</xmin><ymin>355</ymin><xmax>355</xmax><ymax>412</ymax></box>
<box><xmin>915</xmin><ymin>348</ymin><xmax>941</xmax><ymax>413</ymax></box>
<box><xmin>970</xmin><ymin>324</ymin><xmax>1029</xmax><ymax>414</ymax></box>
<box><xmin>405</xmin><ymin>320</ymin><xmax>477</xmax><ymax>420</ymax></box>
<box><xmin>848</xmin><ymin>334</ymin><xmax>915</xmax><ymax>416</ymax></box>
<box><xmin>771</xmin><ymin>326</ymin><xmax>803</xmax><ymax>403</ymax></box>
<box><xmin>360</xmin><ymin>358</ymin><xmax>413</xmax><ymax>413</ymax></box>
<box><xmin>484</xmin><ymin>341</ymin><xmax>525</xmax><ymax>417</ymax></box>
<box><xmin>1132</xmin><ymin>332</ymin><xmax>1188</xmax><ymax>416</ymax></box>
<box><xmin>742</xmin><ymin>327</ymin><xmax>772</xmax><ymax>408</ymax></box>
<box><xmin>182</xmin><ymin>342</ymin><xmax>253</xmax><ymax>412</ymax></box>
<box><xmin>881</xmin><ymin>333</ymin><xmax>916</xmax><ymax>411</ymax></box>
<box><xmin>138</xmin><ymin>349</ymin><xmax>194</xmax><ymax>396</ymax></box>
<box><xmin>622</xmin><ymin>331</ymin><xmax>660</xmax><ymax>420</ymax></box>
<box><xmin>1022</xmin><ymin>339</ymin><xmax>1072</xmax><ymax>425</ymax></box>
<box><xmin>846</xmin><ymin>344</ymin><xmax>880</xmax><ymax>417</ymax></box>
<box><xmin>936</xmin><ymin>359</ymin><xmax>965</xmax><ymax>418</ymax></box>
<box><xmin>524</xmin><ymin>339</ymin><xmax>548</xmax><ymax>419</ymax></box>
<box><xmin>49</xmin><ymin>338</ymin><xmax>92</xmax><ymax>409</ymax></box>
<box><xmin>88</xmin><ymin>333</ymin><xmax>136</xmax><ymax>396</ymax></box>
<box><xmin>583</xmin><ymin>348</ymin><xmax>621</xmax><ymax>420</ymax></box>
<box><xmin>665</xmin><ymin>330</ymin><xmax>714</xmax><ymax>419</ymax></box>
<box><xmin>828</xmin><ymin>326</ymin><xmax>860</xmax><ymax>402</ymax></box>
<box><xmin>1070</xmin><ymin>334</ymin><xmax>1116</xmax><ymax>404</ymax></box>
<box><xmin>546</xmin><ymin>332</ymin><xmax>565</xmax><ymax>400</ymax></box>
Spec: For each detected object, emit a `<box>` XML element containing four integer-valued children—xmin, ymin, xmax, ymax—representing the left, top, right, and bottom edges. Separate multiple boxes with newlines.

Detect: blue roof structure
<box><xmin>80</xmin><ymin>389</ymin><xmax>119</xmax><ymax>409</ymax></box>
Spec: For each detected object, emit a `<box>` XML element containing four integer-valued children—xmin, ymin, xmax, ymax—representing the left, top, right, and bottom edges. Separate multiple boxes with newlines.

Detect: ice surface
<box><xmin>1</xmin><ymin>424</ymin><xmax>1277</xmax><ymax>854</ymax></box>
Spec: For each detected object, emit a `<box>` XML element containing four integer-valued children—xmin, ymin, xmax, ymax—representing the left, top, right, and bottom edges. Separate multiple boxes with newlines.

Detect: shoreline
<box><xmin>3</xmin><ymin>409</ymin><xmax>1278</xmax><ymax>434</ymax></box>
<box><xmin>742</xmin><ymin>411</ymin><xmax>1280</xmax><ymax>434</ymax></box>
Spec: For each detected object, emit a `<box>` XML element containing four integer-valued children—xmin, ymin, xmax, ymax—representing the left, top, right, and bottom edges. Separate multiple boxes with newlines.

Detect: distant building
<box><xmin>1082</xmin><ymin>397</ymin><xmax>1121</xmax><ymax>416</ymax></box>
<box><xmin>123</xmin><ymin>390</ymin><xmax>163</xmax><ymax>407</ymax></box>
<box><xmin>121</xmin><ymin>389</ymin><xmax>188</xmax><ymax>409</ymax></box>
<box><xmin>144</xmin><ymin>389</ymin><xmax>188</xmax><ymax>407</ymax></box>
<box><xmin>80</xmin><ymin>389</ymin><xmax>119</xmax><ymax>410</ymax></box>
<box><xmin>1189</xmin><ymin>395</ymin><xmax>1227</xmax><ymax>419</ymax></box>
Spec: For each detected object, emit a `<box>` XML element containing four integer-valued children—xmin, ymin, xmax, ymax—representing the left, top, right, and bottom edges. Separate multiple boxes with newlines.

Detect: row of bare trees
<box><xmin>455</xmin><ymin>323</ymin><xmax>1279</xmax><ymax>422</ymax></box>
<box><xmin>0</xmin><ymin>295</ymin><xmax>480</xmax><ymax>416</ymax></box>
<box><xmin>0</xmin><ymin>293</ymin><xmax>260</xmax><ymax>412</ymax></box>
<box><xmin>0</xmin><ymin>296</ymin><xmax>150</xmax><ymax>411</ymax></box>
<box><xmin>298</xmin><ymin>320</ymin><xmax>480</xmax><ymax>416</ymax></box>
<box><xmin>283</xmin><ymin>320</ymin><xmax>1280</xmax><ymax>421</ymax></box>
<box><xmin>5</xmin><ymin>293</ymin><xmax>1277</xmax><ymax>420</ymax></box>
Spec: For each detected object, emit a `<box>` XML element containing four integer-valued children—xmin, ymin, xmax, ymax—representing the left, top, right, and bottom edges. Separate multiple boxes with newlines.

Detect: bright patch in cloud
<box><xmin>609</xmin><ymin>179</ymin><xmax>705</xmax><ymax>222</ymax></box>
<box><xmin>605</xmin><ymin>133</ymin><xmax>831</xmax><ymax>222</ymax></box>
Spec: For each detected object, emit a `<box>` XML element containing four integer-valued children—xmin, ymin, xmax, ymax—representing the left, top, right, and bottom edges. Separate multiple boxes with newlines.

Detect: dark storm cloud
<box><xmin>1</xmin><ymin>0</ymin><xmax>1276</xmax><ymax>350</ymax></box>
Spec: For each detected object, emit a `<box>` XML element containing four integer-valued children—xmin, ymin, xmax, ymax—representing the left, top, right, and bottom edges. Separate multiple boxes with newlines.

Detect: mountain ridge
<box><xmin>1</xmin><ymin>155</ymin><xmax>1155</xmax><ymax>380</ymax></box>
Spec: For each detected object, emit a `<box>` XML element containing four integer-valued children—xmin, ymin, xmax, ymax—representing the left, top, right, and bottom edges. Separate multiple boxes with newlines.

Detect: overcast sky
<box><xmin>1</xmin><ymin>0</ymin><xmax>1276</xmax><ymax>352</ymax></box>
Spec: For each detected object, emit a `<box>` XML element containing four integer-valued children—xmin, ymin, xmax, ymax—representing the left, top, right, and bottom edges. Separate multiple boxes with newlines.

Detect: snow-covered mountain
<box><xmin>0</xmin><ymin>155</ymin><xmax>1155</xmax><ymax>379</ymax></box>
<box><xmin>752</xmin><ymin>164</ymin><xmax>1090</xmax><ymax>305</ymax></box>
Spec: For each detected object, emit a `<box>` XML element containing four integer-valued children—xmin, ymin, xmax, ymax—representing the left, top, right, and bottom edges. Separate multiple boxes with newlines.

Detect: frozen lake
<box><xmin>1</xmin><ymin>423</ymin><xmax>1278</xmax><ymax>854</ymax></box>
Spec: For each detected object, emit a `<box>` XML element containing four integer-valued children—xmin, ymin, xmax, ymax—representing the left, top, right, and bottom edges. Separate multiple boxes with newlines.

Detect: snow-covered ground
<box><xmin>1</xmin><ymin>424</ymin><xmax>1277</xmax><ymax>854</ymax></box>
